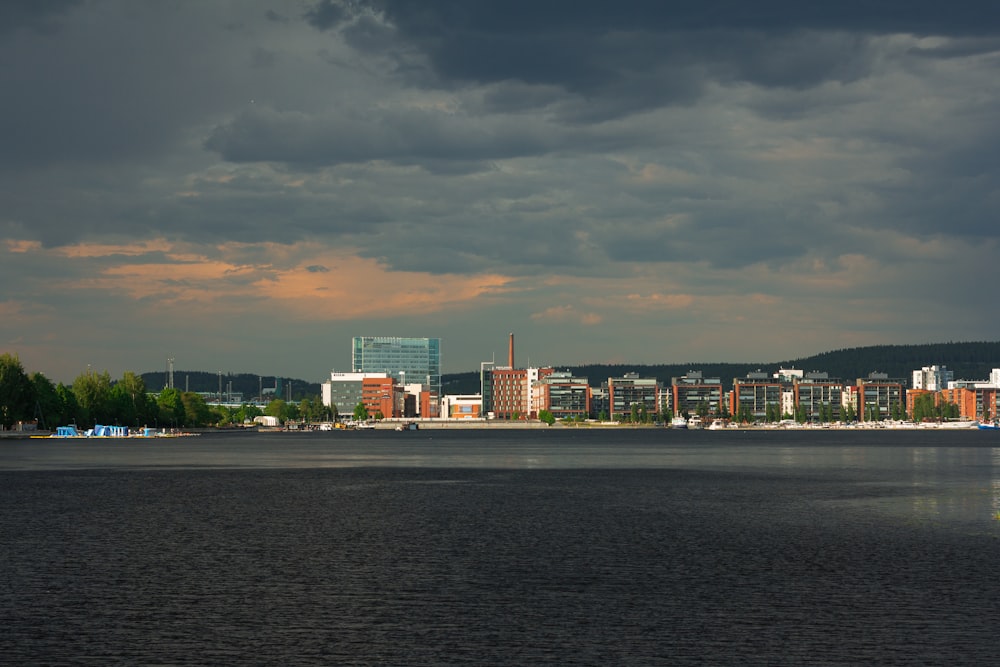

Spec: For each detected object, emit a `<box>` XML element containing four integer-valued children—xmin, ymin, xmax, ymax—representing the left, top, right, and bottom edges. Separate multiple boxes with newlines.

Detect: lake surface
<box><xmin>2</xmin><ymin>429</ymin><xmax>999</xmax><ymax>665</ymax></box>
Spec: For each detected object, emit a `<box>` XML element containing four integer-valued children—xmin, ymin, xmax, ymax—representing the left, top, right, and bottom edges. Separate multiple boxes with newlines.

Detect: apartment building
<box><xmin>671</xmin><ymin>371</ymin><xmax>724</xmax><ymax>417</ymax></box>
<box><xmin>606</xmin><ymin>372</ymin><xmax>658</xmax><ymax>420</ymax></box>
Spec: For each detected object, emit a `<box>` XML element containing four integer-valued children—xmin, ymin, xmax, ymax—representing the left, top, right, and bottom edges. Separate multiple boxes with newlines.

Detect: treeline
<box><xmin>0</xmin><ymin>354</ymin><xmax>332</xmax><ymax>430</ymax></box>
<box><xmin>441</xmin><ymin>341</ymin><xmax>1000</xmax><ymax>394</ymax></box>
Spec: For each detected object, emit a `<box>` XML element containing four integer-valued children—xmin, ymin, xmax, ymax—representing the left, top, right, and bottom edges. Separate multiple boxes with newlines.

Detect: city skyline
<box><xmin>3</xmin><ymin>1</ymin><xmax>1000</xmax><ymax>385</ymax></box>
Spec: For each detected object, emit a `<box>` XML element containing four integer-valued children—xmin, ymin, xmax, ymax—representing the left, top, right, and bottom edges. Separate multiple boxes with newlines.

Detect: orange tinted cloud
<box><xmin>34</xmin><ymin>239</ymin><xmax>516</xmax><ymax>320</ymax></box>
<box><xmin>530</xmin><ymin>305</ymin><xmax>603</xmax><ymax>325</ymax></box>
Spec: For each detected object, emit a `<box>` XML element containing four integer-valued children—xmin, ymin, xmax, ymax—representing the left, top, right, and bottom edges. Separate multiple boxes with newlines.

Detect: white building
<box><xmin>912</xmin><ymin>365</ymin><xmax>954</xmax><ymax>391</ymax></box>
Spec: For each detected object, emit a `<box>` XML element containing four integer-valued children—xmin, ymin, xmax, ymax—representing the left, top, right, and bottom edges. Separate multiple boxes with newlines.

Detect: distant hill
<box><xmin>137</xmin><ymin>342</ymin><xmax>1000</xmax><ymax>399</ymax></box>
<box><xmin>140</xmin><ymin>371</ymin><xmax>321</xmax><ymax>401</ymax></box>
<box><xmin>442</xmin><ymin>341</ymin><xmax>1000</xmax><ymax>394</ymax></box>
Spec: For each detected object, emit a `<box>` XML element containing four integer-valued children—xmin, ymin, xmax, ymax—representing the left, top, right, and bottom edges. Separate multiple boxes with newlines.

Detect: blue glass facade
<box><xmin>352</xmin><ymin>337</ymin><xmax>441</xmax><ymax>397</ymax></box>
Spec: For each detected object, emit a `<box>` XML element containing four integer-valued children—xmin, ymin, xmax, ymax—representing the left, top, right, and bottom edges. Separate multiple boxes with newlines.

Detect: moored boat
<box><xmin>938</xmin><ymin>419</ymin><xmax>980</xmax><ymax>429</ymax></box>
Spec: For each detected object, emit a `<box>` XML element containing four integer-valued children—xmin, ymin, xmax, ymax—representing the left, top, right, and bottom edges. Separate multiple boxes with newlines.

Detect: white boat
<box><xmin>708</xmin><ymin>419</ymin><xmax>727</xmax><ymax>430</ymax></box>
<box><xmin>976</xmin><ymin>421</ymin><xmax>998</xmax><ymax>430</ymax></box>
<box><xmin>938</xmin><ymin>419</ymin><xmax>980</xmax><ymax>429</ymax></box>
<box><xmin>670</xmin><ymin>416</ymin><xmax>688</xmax><ymax>429</ymax></box>
<box><xmin>687</xmin><ymin>416</ymin><xmax>703</xmax><ymax>430</ymax></box>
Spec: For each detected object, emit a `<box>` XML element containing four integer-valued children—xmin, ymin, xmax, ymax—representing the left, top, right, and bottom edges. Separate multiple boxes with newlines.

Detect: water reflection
<box><xmin>3</xmin><ymin>431</ymin><xmax>1000</xmax><ymax>525</ymax></box>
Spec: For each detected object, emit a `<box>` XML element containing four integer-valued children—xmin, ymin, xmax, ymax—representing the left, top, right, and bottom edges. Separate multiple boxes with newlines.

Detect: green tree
<box><xmin>299</xmin><ymin>397</ymin><xmax>315</xmax><ymax>423</ymax></box>
<box><xmin>538</xmin><ymin>409</ymin><xmax>555</xmax><ymax>426</ymax></box>
<box><xmin>236</xmin><ymin>403</ymin><xmax>264</xmax><ymax>425</ymax></box>
<box><xmin>73</xmin><ymin>369</ymin><xmax>114</xmax><ymax>426</ymax></box>
<box><xmin>353</xmin><ymin>402</ymin><xmax>369</xmax><ymax>421</ymax></box>
<box><xmin>157</xmin><ymin>387</ymin><xmax>185</xmax><ymax>427</ymax></box>
<box><xmin>111</xmin><ymin>371</ymin><xmax>156</xmax><ymax>427</ymax></box>
<box><xmin>795</xmin><ymin>403</ymin><xmax>807</xmax><ymax>423</ymax></box>
<box><xmin>266</xmin><ymin>398</ymin><xmax>290</xmax><ymax>424</ymax></box>
<box><xmin>0</xmin><ymin>353</ymin><xmax>33</xmax><ymax>429</ymax></box>
<box><xmin>56</xmin><ymin>384</ymin><xmax>81</xmax><ymax>426</ymax></box>
<box><xmin>30</xmin><ymin>372</ymin><xmax>63</xmax><ymax>429</ymax></box>
<box><xmin>181</xmin><ymin>392</ymin><xmax>211</xmax><ymax>427</ymax></box>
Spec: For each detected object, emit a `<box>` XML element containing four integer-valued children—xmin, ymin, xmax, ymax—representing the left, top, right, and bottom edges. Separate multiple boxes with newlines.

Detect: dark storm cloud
<box><xmin>204</xmin><ymin>107</ymin><xmax>568</xmax><ymax>167</ymax></box>
<box><xmin>304</xmin><ymin>0</ymin><xmax>352</xmax><ymax>31</ymax></box>
<box><xmin>353</xmin><ymin>0</ymin><xmax>1000</xmax><ymax>96</ymax></box>
<box><xmin>0</xmin><ymin>0</ymin><xmax>81</xmax><ymax>35</ymax></box>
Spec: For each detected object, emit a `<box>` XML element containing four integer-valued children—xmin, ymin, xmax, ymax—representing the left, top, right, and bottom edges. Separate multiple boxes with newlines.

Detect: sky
<box><xmin>3</xmin><ymin>0</ymin><xmax>1000</xmax><ymax>385</ymax></box>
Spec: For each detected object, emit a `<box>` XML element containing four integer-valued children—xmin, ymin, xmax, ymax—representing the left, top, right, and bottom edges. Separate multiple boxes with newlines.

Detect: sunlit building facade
<box><xmin>352</xmin><ymin>336</ymin><xmax>441</xmax><ymax>404</ymax></box>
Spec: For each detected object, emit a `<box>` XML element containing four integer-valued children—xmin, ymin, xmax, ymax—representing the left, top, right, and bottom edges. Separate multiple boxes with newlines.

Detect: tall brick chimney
<box><xmin>508</xmin><ymin>332</ymin><xmax>515</xmax><ymax>369</ymax></box>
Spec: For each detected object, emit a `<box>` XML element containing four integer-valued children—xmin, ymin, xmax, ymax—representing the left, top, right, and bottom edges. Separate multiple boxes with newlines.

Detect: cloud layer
<box><xmin>2</xmin><ymin>0</ymin><xmax>999</xmax><ymax>383</ymax></box>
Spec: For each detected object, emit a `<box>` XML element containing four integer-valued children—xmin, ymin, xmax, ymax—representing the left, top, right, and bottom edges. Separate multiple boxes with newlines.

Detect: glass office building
<box><xmin>352</xmin><ymin>337</ymin><xmax>441</xmax><ymax>397</ymax></box>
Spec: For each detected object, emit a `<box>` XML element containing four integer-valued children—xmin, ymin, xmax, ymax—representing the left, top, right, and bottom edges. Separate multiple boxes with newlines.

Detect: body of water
<box><xmin>2</xmin><ymin>429</ymin><xmax>998</xmax><ymax>665</ymax></box>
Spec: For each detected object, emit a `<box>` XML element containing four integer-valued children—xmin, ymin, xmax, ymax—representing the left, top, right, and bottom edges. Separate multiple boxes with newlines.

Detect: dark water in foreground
<box><xmin>2</xmin><ymin>429</ymin><xmax>999</xmax><ymax>665</ymax></box>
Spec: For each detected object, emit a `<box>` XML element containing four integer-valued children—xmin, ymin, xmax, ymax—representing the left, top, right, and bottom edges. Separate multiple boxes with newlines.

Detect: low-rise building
<box><xmin>441</xmin><ymin>394</ymin><xmax>483</xmax><ymax>419</ymax></box>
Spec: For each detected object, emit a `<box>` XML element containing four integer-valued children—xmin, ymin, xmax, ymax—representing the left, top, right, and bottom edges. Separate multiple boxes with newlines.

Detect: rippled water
<box><xmin>2</xmin><ymin>429</ymin><xmax>999</xmax><ymax>665</ymax></box>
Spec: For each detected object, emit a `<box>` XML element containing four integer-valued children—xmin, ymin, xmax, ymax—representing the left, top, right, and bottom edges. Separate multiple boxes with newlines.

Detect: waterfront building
<box><xmin>607</xmin><ymin>372</ymin><xmax>658</xmax><ymax>421</ymax></box>
<box><xmin>912</xmin><ymin>365</ymin><xmax>954</xmax><ymax>391</ymax></box>
<box><xmin>479</xmin><ymin>334</ymin><xmax>553</xmax><ymax>419</ymax></box>
<box><xmin>905</xmin><ymin>388</ymin><xmax>933</xmax><ymax>419</ymax></box>
<box><xmin>979</xmin><ymin>387</ymin><xmax>999</xmax><ymax>421</ymax></box>
<box><xmin>482</xmin><ymin>365</ymin><xmax>554</xmax><ymax>419</ymax></box>
<box><xmin>441</xmin><ymin>394</ymin><xmax>483</xmax><ymax>419</ymax></box>
<box><xmin>360</xmin><ymin>376</ymin><xmax>403</xmax><ymax>419</ymax></box>
<box><xmin>855</xmin><ymin>372</ymin><xmax>905</xmax><ymax>422</ymax></box>
<box><xmin>937</xmin><ymin>387</ymin><xmax>978</xmax><ymax>420</ymax></box>
<box><xmin>322</xmin><ymin>371</ymin><xmax>391</xmax><ymax>416</ymax></box>
<box><xmin>731</xmin><ymin>371</ymin><xmax>783</xmax><ymax>422</ymax></box>
<box><xmin>794</xmin><ymin>372</ymin><xmax>843</xmax><ymax>422</ymax></box>
<box><xmin>537</xmin><ymin>371</ymin><xmax>591</xmax><ymax>420</ymax></box>
<box><xmin>671</xmin><ymin>371</ymin><xmax>724</xmax><ymax>418</ymax></box>
<box><xmin>352</xmin><ymin>336</ymin><xmax>441</xmax><ymax>403</ymax></box>
<box><xmin>590</xmin><ymin>385</ymin><xmax>609</xmax><ymax>420</ymax></box>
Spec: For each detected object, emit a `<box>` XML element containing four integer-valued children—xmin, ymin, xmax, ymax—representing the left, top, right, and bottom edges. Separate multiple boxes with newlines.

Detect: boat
<box><xmin>687</xmin><ymin>416</ymin><xmax>703</xmax><ymax>430</ymax></box>
<box><xmin>938</xmin><ymin>419</ymin><xmax>980</xmax><ymax>429</ymax></box>
<box><xmin>978</xmin><ymin>421</ymin><xmax>999</xmax><ymax>430</ymax></box>
<box><xmin>395</xmin><ymin>422</ymin><xmax>419</xmax><ymax>431</ymax></box>
<box><xmin>670</xmin><ymin>416</ymin><xmax>688</xmax><ymax>429</ymax></box>
<box><xmin>707</xmin><ymin>419</ymin><xmax>727</xmax><ymax>430</ymax></box>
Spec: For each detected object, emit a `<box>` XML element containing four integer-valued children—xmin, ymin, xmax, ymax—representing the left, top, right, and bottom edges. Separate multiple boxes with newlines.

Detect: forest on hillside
<box><xmin>441</xmin><ymin>341</ymin><xmax>1000</xmax><ymax>395</ymax></box>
